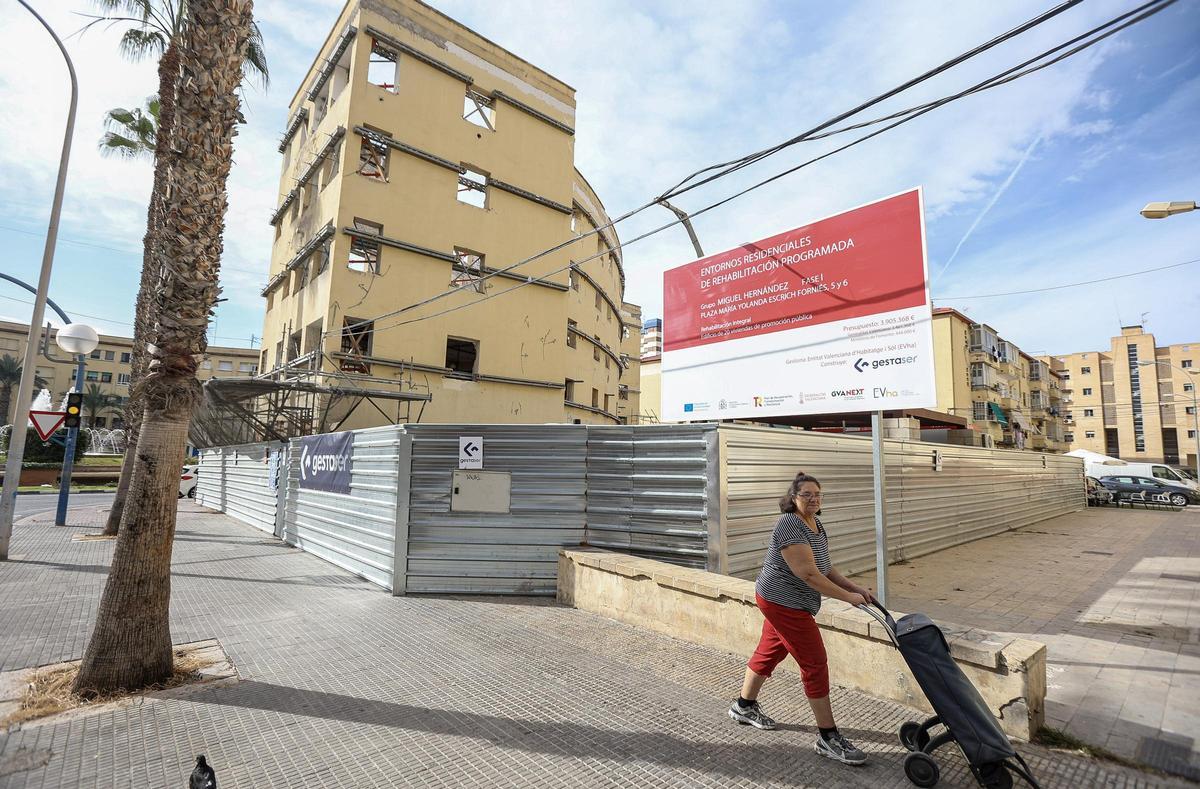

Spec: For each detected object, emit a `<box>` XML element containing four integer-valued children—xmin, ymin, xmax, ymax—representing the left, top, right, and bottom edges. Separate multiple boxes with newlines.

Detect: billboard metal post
<box><xmin>871</xmin><ymin>410</ymin><xmax>889</xmax><ymax>606</ymax></box>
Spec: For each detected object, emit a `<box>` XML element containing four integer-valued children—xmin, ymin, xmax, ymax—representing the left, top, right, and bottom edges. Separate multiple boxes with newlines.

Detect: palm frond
<box><xmin>242</xmin><ymin>21</ymin><xmax>269</xmax><ymax>88</ymax></box>
<box><xmin>118</xmin><ymin>27</ymin><xmax>167</xmax><ymax>60</ymax></box>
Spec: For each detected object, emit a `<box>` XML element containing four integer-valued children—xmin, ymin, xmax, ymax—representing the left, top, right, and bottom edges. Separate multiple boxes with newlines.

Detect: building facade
<box><xmin>0</xmin><ymin>320</ymin><xmax>259</xmax><ymax>428</ymax></box>
<box><xmin>1041</xmin><ymin>326</ymin><xmax>1199</xmax><ymax>467</ymax></box>
<box><xmin>932</xmin><ymin>308</ymin><xmax>1067</xmax><ymax>451</ymax></box>
<box><xmin>641</xmin><ymin>318</ymin><xmax>662</xmax><ymax>359</ymax></box>
<box><xmin>259</xmin><ymin>0</ymin><xmax>639</xmax><ymax>430</ymax></box>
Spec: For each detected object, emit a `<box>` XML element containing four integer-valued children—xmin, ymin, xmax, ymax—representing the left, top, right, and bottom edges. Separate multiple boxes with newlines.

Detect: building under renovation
<box><xmin>202</xmin><ymin>0</ymin><xmax>640</xmax><ymax>444</ymax></box>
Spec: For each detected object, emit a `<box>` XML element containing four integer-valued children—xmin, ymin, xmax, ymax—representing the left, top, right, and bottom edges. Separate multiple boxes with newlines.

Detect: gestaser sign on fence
<box><xmin>298</xmin><ymin>431</ymin><xmax>354</xmax><ymax>494</ymax></box>
<box><xmin>661</xmin><ymin>188</ymin><xmax>936</xmax><ymax>421</ymax></box>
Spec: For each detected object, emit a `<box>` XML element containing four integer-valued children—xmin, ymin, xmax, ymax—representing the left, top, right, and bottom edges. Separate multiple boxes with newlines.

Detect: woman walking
<box><xmin>728</xmin><ymin>471</ymin><xmax>875</xmax><ymax>766</ymax></box>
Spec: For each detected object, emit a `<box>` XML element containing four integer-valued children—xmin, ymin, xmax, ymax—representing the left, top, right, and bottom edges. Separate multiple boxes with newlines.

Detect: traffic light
<box><xmin>64</xmin><ymin>391</ymin><xmax>83</xmax><ymax>429</ymax></box>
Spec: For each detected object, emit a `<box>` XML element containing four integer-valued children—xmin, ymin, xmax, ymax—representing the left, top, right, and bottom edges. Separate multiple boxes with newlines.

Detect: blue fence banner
<box><xmin>297</xmin><ymin>431</ymin><xmax>354</xmax><ymax>494</ymax></box>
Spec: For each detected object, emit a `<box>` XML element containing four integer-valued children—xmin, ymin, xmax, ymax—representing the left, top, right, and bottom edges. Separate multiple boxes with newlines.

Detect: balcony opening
<box><xmin>445</xmin><ymin>337</ymin><xmax>478</xmax><ymax>377</ymax></box>
<box><xmin>463</xmin><ymin>89</ymin><xmax>495</xmax><ymax>130</ymax></box>
<box><xmin>340</xmin><ymin>317</ymin><xmax>373</xmax><ymax>374</ymax></box>
<box><xmin>450</xmin><ymin>247</ymin><xmax>486</xmax><ymax>294</ymax></box>
<box><xmin>566</xmin><ymin>320</ymin><xmax>577</xmax><ymax>348</ymax></box>
<box><xmin>457</xmin><ymin>167</ymin><xmax>487</xmax><ymax>208</ymax></box>
<box><xmin>348</xmin><ymin>218</ymin><xmax>382</xmax><ymax>273</ymax></box>
<box><xmin>357</xmin><ymin>128</ymin><xmax>390</xmax><ymax>181</ymax></box>
<box><xmin>368</xmin><ymin>42</ymin><xmax>398</xmax><ymax>92</ymax></box>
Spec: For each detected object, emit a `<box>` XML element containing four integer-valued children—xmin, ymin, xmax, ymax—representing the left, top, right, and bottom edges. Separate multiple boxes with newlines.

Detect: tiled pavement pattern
<box><xmin>0</xmin><ymin>504</ymin><xmax>1188</xmax><ymax>788</ymax></box>
<box><xmin>852</xmin><ymin>506</ymin><xmax>1200</xmax><ymax>781</ymax></box>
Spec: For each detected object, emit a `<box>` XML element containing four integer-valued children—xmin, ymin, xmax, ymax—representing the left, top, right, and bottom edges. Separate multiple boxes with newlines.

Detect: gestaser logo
<box><xmin>300</xmin><ymin>445</ymin><xmax>348</xmax><ymax>480</ymax></box>
<box><xmin>854</xmin><ymin>358</ymin><xmax>868</xmax><ymax>372</ymax></box>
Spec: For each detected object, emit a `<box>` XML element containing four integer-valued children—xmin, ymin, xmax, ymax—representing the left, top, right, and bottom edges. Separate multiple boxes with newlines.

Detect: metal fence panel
<box><xmin>718</xmin><ymin>424</ymin><xmax>1085</xmax><ymax>579</ymax></box>
<box><xmin>585</xmin><ymin>424</ymin><xmax>714</xmax><ymax>569</ymax></box>
<box><xmin>284</xmin><ymin>426</ymin><xmax>402</xmax><ymax>591</ymax></box>
<box><xmin>219</xmin><ymin>442</ymin><xmax>278</xmax><ymax>535</ymax></box>
<box><xmin>195</xmin><ymin>447</ymin><xmax>224</xmax><ymax>511</ymax></box>
<box><xmin>405</xmin><ymin>424</ymin><xmax>587</xmax><ymax>595</ymax></box>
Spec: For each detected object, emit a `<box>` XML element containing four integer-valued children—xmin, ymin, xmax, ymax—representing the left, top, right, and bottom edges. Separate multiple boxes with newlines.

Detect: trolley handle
<box><xmin>855</xmin><ymin>601</ymin><xmax>900</xmax><ymax>649</ymax></box>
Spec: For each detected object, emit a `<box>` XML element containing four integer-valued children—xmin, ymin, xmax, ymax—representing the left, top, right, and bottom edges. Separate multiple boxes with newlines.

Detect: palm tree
<box><xmin>75</xmin><ymin>0</ymin><xmax>255</xmax><ymax>695</ymax></box>
<box><xmin>87</xmin><ymin>0</ymin><xmax>267</xmax><ymax>536</ymax></box>
<box><xmin>98</xmin><ymin>95</ymin><xmax>158</xmax><ymax>160</ymax></box>
<box><xmin>0</xmin><ymin>354</ymin><xmax>48</xmax><ymax>427</ymax></box>
<box><xmin>81</xmin><ymin>383</ymin><xmax>120</xmax><ymax>426</ymax></box>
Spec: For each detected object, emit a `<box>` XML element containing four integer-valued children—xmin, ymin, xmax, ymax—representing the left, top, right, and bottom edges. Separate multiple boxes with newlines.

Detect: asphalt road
<box><xmin>14</xmin><ymin>491</ymin><xmax>116</xmax><ymax>520</ymax></box>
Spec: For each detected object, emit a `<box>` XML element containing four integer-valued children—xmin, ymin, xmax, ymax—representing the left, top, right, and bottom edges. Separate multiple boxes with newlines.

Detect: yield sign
<box><xmin>29</xmin><ymin>410</ymin><xmax>67</xmax><ymax>442</ymax></box>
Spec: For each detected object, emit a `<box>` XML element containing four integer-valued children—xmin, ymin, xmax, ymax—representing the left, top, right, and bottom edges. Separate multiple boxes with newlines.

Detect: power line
<box><xmin>0</xmin><ymin>222</ymin><xmax>266</xmax><ymax>278</ymax></box>
<box><xmin>936</xmin><ymin>258</ymin><xmax>1198</xmax><ymax>300</ymax></box>
<box><xmin>331</xmin><ymin>0</ymin><xmax>1177</xmax><ymax>344</ymax></box>
<box><xmin>327</xmin><ymin>0</ymin><xmax>1113</xmax><ymax>342</ymax></box>
<box><xmin>0</xmin><ymin>292</ymin><xmax>258</xmax><ymax>346</ymax></box>
<box><xmin>344</xmin><ymin>1</ymin><xmax>1178</xmax><ymax>342</ymax></box>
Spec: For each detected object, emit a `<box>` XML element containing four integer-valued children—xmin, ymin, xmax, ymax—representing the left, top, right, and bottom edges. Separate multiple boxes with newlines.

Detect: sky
<box><xmin>1</xmin><ymin>0</ymin><xmax>1197</xmax><ymax>356</ymax></box>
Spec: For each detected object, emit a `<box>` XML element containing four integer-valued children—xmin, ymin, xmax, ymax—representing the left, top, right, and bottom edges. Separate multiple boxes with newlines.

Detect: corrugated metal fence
<box><xmin>284</xmin><ymin>426</ymin><xmax>403</xmax><ymax>591</ymax></box>
<box><xmin>403</xmin><ymin>424</ymin><xmax>586</xmax><ymax>595</ymax></box>
<box><xmin>718</xmin><ymin>423</ymin><xmax>1085</xmax><ymax>578</ymax></box>
<box><xmin>193</xmin><ymin>442</ymin><xmax>280</xmax><ymax>536</ymax></box>
<box><xmin>195</xmin><ymin>422</ymin><xmax>1084</xmax><ymax>595</ymax></box>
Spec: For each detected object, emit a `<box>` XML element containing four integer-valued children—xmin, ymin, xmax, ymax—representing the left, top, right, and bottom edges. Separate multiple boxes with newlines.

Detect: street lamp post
<box><xmin>0</xmin><ymin>1</ymin><xmax>79</xmax><ymax>561</ymax></box>
<box><xmin>55</xmin><ymin>324</ymin><xmax>100</xmax><ymax>526</ymax></box>
<box><xmin>1138</xmin><ymin>360</ymin><xmax>1200</xmax><ymax>481</ymax></box>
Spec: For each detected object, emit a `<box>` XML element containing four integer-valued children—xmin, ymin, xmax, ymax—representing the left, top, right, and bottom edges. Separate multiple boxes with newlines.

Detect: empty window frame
<box><xmin>450</xmin><ymin>248</ymin><xmax>486</xmax><ymax>294</ymax></box>
<box><xmin>566</xmin><ymin>319</ymin><xmax>577</xmax><ymax>348</ymax></box>
<box><xmin>357</xmin><ymin>129</ymin><xmax>390</xmax><ymax>181</ymax></box>
<box><xmin>569</xmin><ymin>271</ymin><xmax>579</xmax><ymax>291</ymax></box>
<box><xmin>287</xmin><ymin>332</ymin><xmax>302</xmax><ymax>362</ymax></box>
<box><xmin>294</xmin><ymin>260</ymin><xmax>309</xmax><ymax>292</ymax></box>
<box><xmin>594</xmin><ymin>289</ymin><xmax>601</xmax><ymax>309</ymax></box>
<box><xmin>463</xmin><ymin>89</ymin><xmax>495</xmax><ymax>130</ymax></box>
<box><xmin>321</xmin><ymin>141</ymin><xmax>341</xmax><ymax>190</ymax></box>
<box><xmin>348</xmin><ymin>218</ymin><xmax>382</xmax><ymax>273</ymax></box>
<box><xmin>368</xmin><ymin>42</ymin><xmax>398</xmax><ymax>92</ymax></box>
<box><xmin>445</xmin><ymin>337</ymin><xmax>478</xmax><ymax>376</ymax></box>
<box><xmin>304</xmin><ymin>318</ymin><xmax>324</xmax><ymax>355</ymax></box>
<box><xmin>591</xmin><ymin>388</ymin><xmax>599</xmax><ymax>408</ymax></box>
<box><xmin>340</xmin><ymin>317</ymin><xmax>373</xmax><ymax>374</ymax></box>
<box><xmin>564</xmin><ymin>379</ymin><xmax>575</xmax><ymax>402</ymax></box>
<box><xmin>314</xmin><ymin>239</ymin><xmax>332</xmax><ymax>278</ymax></box>
<box><xmin>457</xmin><ymin>167</ymin><xmax>487</xmax><ymax>208</ymax></box>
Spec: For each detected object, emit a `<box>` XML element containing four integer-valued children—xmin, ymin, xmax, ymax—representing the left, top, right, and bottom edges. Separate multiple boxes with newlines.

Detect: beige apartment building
<box><xmin>1041</xmin><ymin>326</ymin><xmax>1199</xmax><ymax>468</ymax></box>
<box><xmin>932</xmin><ymin>308</ymin><xmax>1066</xmax><ymax>451</ymax></box>
<box><xmin>258</xmin><ymin>0</ymin><xmax>639</xmax><ymax>432</ymax></box>
<box><xmin>0</xmin><ymin>320</ymin><xmax>259</xmax><ymax>428</ymax></box>
<box><xmin>637</xmin><ymin>308</ymin><xmax>1068</xmax><ymax>450</ymax></box>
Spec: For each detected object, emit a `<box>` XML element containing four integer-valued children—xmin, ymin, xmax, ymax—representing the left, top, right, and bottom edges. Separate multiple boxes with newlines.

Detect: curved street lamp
<box><xmin>1140</xmin><ymin>201</ymin><xmax>1196</xmax><ymax>219</ymax></box>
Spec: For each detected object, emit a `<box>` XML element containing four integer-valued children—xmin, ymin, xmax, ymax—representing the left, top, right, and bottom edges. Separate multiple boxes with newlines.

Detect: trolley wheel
<box><xmin>978</xmin><ymin>762</ymin><xmax>1013</xmax><ymax>789</ymax></box>
<box><xmin>899</xmin><ymin>721</ymin><xmax>922</xmax><ymax>751</ymax></box>
<box><xmin>904</xmin><ymin>751</ymin><xmax>941</xmax><ymax>788</ymax></box>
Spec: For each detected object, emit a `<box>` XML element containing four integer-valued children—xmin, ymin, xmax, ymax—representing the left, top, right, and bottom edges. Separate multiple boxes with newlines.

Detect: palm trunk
<box><xmin>0</xmin><ymin>385</ymin><xmax>12</xmax><ymax>428</ymax></box>
<box><xmin>74</xmin><ymin>0</ymin><xmax>253</xmax><ymax>694</ymax></box>
<box><xmin>104</xmin><ymin>46</ymin><xmax>181</xmax><ymax>537</ymax></box>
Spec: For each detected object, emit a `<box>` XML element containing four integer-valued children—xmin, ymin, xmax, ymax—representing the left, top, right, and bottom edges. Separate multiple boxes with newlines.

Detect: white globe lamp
<box><xmin>55</xmin><ymin>323</ymin><xmax>100</xmax><ymax>356</ymax></box>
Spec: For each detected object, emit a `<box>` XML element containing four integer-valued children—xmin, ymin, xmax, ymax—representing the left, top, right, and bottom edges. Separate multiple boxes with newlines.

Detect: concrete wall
<box><xmin>559</xmin><ymin>548</ymin><xmax>1046</xmax><ymax>741</ymax></box>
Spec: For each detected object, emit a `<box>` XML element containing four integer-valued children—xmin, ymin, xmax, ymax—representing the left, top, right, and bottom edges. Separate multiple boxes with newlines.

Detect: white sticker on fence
<box><xmin>458</xmin><ymin>436</ymin><xmax>483</xmax><ymax>469</ymax></box>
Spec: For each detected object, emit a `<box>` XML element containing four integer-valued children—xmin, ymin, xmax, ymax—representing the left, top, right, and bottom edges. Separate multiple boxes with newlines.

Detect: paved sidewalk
<box><xmin>0</xmin><ymin>504</ymin><xmax>1186</xmax><ymax>788</ymax></box>
<box><xmin>852</xmin><ymin>505</ymin><xmax>1200</xmax><ymax>780</ymax></box>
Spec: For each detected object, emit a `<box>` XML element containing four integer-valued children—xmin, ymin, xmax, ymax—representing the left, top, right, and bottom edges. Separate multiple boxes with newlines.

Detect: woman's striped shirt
<box><xmin>754</xmin><ymin>513</ymin><xmax>832</xmax><ymax>614</ymax></box>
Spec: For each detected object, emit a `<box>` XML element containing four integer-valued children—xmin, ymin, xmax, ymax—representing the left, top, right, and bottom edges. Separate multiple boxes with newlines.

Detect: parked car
<box><xmin>1085</xmin><ymin>477</ymin><xmax>1114</xmax><ymax>507</ymax></box>
<box><xmin>1091</xmin><ymin>462</ymin><xmax>1199</xmax><ymax>493</ymax></box>
<box><xmin>1097</xmin><ymin>475</ymin><xmax>1199</xmax><ymax>507</ymax></box>
<box><xmin>179</xmin><ymin>465</ymin><xmax>198</xmax><ymax>499</ymax></box>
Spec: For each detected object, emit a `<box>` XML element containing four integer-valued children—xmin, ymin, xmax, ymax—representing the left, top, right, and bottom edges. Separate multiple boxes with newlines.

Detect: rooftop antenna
<box><xmin>1140</xmin><ymin>312</ymin><xmax>1150</xmax><ymax>327</ymax></box>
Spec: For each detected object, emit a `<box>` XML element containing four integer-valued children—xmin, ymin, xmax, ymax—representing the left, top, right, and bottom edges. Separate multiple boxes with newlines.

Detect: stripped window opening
<box><xmin>569</xmin><ymin>271</ymin><xmax>579</xmax><ymax>291</ymax></box>
<box><xmin>294</xmin><ymin>260</ymin><xmax>308</xmax><ymax>292</ymax></box>
<box><xmin>340</xmin><ymin>317</ymin><xmax>373</xmax><ymax>374</ymax></box>
<box><xmin>321</xmin><ymin>141</ymin><xmax>341</xmax><ymax>190</ymax></box>
<box><xmin>451</xmin><ymin>248</ymin><xmax>487</xmax><ymax>294</ymax></box>
<box><xmin>315</xmin><ymin>239</ymin><xmax>331</xmax><ymax>276</ymax></box>
<box><xmin>463</xmin><ymin>90</ymin><xmax>495</xmax><ymax>130</ymax></box>
<box><xmin>357</xmin><ymin>131</ymin><xmax>390</xmax><ymax>181</ymax></box>
<box><xmin>287</xmin><ymin>331</ymin><xmax>302</xmax><ymax>362</ymax></box>
<box><xmin>368</xmin><ymin>42</ymin><xmax>398</xmax><ymax>92</ymax></box>
<box><xmin>566</xmin><ymin>319</ymin><xmax>577</xmax><ymax>348</ymax></box>
<box><xmin>457</xmin><ymin>167</ymin><xmax>487</xmax><ymax>208</ymax></box>
<box><xmin>445</xmin><ymin>337</ymin><xmax>479</xmax><ymax>376</ymax></box>
<box><xmin>349</xmin><ymin>218</ymin><xmax>382</xmax><ymax>273</ymax></box>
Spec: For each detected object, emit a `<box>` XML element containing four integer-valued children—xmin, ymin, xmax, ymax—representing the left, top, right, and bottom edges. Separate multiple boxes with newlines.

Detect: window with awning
<box><xmin>988</xmin><ymin>402</ymin><xmax>1008</xmax><ymax>425</ymax></box>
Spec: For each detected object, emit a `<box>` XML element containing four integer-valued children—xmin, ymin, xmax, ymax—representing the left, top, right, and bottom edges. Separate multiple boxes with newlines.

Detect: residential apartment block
<box><xmin>641</xmin><ymin>318</ymin><xmax>662</xmax><ymax>359</ymax></box>
<box><xmin>932</xmin><ymin>308</ymin><xmax>1068</xmax><ymax>451</ymax></box>
<box><xmin>259</xmin><ymin>0</ymin><xmax>639</xmax><ymax>430</ymax></box>
<box><xmin>0</xmin><ymin>320</ymin><xmax>259</xmax><ymax>428</ymax></box>
<box><xmin>1040</xmin><ymin>325</ymin><xmax>1199</xmax><ymax>468</ymax></box>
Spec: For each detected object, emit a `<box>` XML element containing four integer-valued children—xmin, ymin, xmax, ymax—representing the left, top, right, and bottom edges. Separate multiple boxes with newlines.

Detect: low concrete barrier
<box><xmin>558</xmin><ymin>548</ymin><xmax>1046</xmax><ymax>741</ymax></box>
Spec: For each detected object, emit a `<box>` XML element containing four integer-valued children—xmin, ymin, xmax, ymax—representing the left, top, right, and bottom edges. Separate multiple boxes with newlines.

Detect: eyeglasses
<box><xmin>797</xmin><ymin>492</ymin><xmax>823</xmax><ymax>500</ymax></box>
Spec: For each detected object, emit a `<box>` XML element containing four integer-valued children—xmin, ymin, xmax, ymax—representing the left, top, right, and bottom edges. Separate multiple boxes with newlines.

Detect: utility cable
<box><xmin>935</xmin><ymin>257</ymin><xmax>1197</xmax><ymax>300</ymax></box>
<box><xmin>327</xmin><ymin>0</ymin><xmax>1100</xmax><ymax>342</ymax></box>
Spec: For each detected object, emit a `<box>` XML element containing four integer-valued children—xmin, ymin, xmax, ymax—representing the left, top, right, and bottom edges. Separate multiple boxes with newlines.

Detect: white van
<box><xmin>1091</xmin><ymin>462</ymin><xmax>1200</xmax><ymax>492</ymax></box>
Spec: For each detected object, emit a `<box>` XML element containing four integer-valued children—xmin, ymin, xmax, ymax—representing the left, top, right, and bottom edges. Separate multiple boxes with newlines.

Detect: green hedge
<box><xmin>1</xmin><ymin>427</ymin><xmax>89</xmax><ymax>464</ymax></box>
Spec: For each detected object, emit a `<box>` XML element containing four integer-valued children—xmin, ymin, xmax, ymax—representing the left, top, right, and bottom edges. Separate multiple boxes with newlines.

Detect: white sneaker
<box><xmin>727</xmin><ymin>700</ymin><xmax>777</xmax><ymax>730</ymax></box>
<box><xmin>815</xmin><ymin>732</ymin><xmax>867</xmax><ymax>765</ymax></box>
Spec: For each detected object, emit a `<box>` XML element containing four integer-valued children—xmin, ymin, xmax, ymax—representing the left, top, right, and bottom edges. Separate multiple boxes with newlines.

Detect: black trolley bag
<box><xmin>857</xmin><ymin>602</ymin><xmax>1041</xmax><ymax>789</ymax></box>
